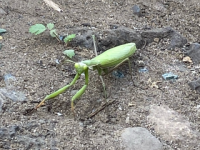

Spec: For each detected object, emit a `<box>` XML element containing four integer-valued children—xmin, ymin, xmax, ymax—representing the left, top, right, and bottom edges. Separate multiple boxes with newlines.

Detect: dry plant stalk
<box><xmin>43</xmin><ymin>0</ymin><xmax>62</xmax><ymax>12</ymax></box>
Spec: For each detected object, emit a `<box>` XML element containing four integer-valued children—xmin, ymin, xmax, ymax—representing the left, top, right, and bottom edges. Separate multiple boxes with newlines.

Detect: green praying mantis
<box><xmin>36</xmin><ymin>42</ymin><xmax>137</xmax><ymax>113</ymax></box>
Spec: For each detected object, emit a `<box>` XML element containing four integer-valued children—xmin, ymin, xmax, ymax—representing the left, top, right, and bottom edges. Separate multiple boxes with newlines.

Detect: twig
<box><xmin>92</xmin><ymin>35</ymin><xmax>107</xmax><ymax>97</ymax></box>
<box><xmin>43</xmin><ymin>0</ymin><xmax>63</xmax><ymax>12</ymax></box>
<box><xmin>92</xmin><ymin>35</ymin><xmax>98</xmax><ymax>56</ymax></box>
<box><xmin>53</xmin><ymin>32</ymin><xmax>62</xmax><ymax>43</ymax></box>
<box><xmin>87</xmin><ymin>99</ymin><xmax>116</xmax><ymax>118</ymax></box>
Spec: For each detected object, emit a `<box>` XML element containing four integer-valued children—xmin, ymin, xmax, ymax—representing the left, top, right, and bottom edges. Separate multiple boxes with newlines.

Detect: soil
<box><xmin>0</xmin><ymin>0</ymin><xmax>200</xmax><ymax>149</ymax></box>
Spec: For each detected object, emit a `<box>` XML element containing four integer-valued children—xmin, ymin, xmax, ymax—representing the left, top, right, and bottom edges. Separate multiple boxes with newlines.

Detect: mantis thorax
<box><xmin>74</xmin><ymin>62</ymin><xmax>88</xmax><ymax>74</ymax></box>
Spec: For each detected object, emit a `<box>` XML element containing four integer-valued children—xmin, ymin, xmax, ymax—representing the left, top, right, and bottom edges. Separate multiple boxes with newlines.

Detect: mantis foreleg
<box><xmin>71</xmin><ymin>68</ymin><xmax>89</xmax><ymax>113</ymax></box>
<box><xmin>36</xmin><ymin>73</ymin><xmax>80</xmax><ymax>109</ymax></box>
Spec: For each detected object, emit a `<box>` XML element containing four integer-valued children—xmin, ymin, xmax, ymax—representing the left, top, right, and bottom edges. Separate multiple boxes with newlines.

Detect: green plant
<box><xmin>29</xmin><ymin>23</ymin><xmax>75</xmax><ymax>44</ymax></box>
<box><xmin>63</xmin><ymin>49</ymin><xmax>75</xmax><ymax>59</ymax></box>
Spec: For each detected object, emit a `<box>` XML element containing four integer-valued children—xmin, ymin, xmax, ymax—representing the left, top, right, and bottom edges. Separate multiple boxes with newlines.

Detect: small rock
<box><xmin>9</xmin><ymin>125</ymin><xmax>20</xmax><ymax>138</ymax></box>
<box><xmin>0</xmin><ymin>88</ymin><xmax>26</xmax><ymax>102</ymax></box>
<box><xmin>188</xmin><ymin>78</ymin><xmax>200</xmax><ymax>92</ymax></box>
<box><xmin>4</xmin><ymin>73</ymin><xmax>16</xmax><ymax>87</ymax></box>
<box><xmin>71</xmin><ymin>90</ymin><xmax>79</xmax><ymax>96</ymax></box>
<box><xmin>183</xmin><ymin>56</ymin><xmax>192</xmax><ymax>63</ymax></box>
<box><xmin>0</xmin><ymin>125</ymin><xmax>20</xmax><ymax>139</ymax></box>
<box><xmin>110</xmin><ymin>24</ymin><xmax>119</xmax><ymax>29</ymax></box>
<box><xmin>153</xmin><ymin>2</ymin><xmax>167</xmax><ymax>12</ymax></box>
<box><xmin>147</xmin><ymin>105</ymin><xmax>199</xmax><ymax>148</ymax></box>
<box><xmin>185</xmin><ymin>43</ymin><xmax>200</xmax><ymax>65</ymax></box>
<box><xmin>162</xmin><ymin>72</ymin><xmax>178</xmax><ymax>80</ymax></box>
<box><xmin>0</xmin><ymin>8</ymin><xmax>6</xmax><ymax>15</ymax></box>
<box><xmin>132</xmin><ymin>5</ymin><xmax>142</xmax><ymax>17</ymax></box>
<box><xmin>137</xmin><ymin>60</ymin><xmax>145</xmax><ymax>67</ymax></box>
<box><xmin>139</xmin><ymin>68</ymin><xmax>148</xmax><ymax>73</ymax></box>
<box><xmin>154</xmin><ymin>38</ymin><xmax>159</xmax><ymax>43</ymax></box>
<box><xmin>141</xmin><ymin>1</ymin><xmax>167</xmax><ymax>13</ymax></box>
<box><xmin>81</xmin><ymin>23</ymin><xmax>91</xmax><ymax>27</ymax></box>
<box><xmin>56</xmin><ymin>112</ymin><xmax>63</xmax><ymax>116</ymax></box>
<box><xmin>121</xmin><ymin>127</ymin><xmax>163</xmax><ymax>150</ymax></box>
<box><xmin>0</xmin><ymin>29</ymin><xmax>7</xmax><ymax>35</ymax></box>
<box><xmin>169</xmin><ymin>31</ymin><xmax>187</xmax><ymax>49</ymax></box>
<box><xmin>141</xmin><ymin>27</ymin><xmax>187</xmax><ymax>49</ymax></box>
<box><xmin>0</xmin><ymin>128</ymin><xmax>7</xmax><ymax>138</ymax></box>
<box><xmin>112</xmin><ymin>70</ymin><xmax>124</xmax><ymax>79</ymax></box>
<box><xmin>125</xmin><ymin>116</ymin><xmax>130</xmax><ymax>124</ymax></box>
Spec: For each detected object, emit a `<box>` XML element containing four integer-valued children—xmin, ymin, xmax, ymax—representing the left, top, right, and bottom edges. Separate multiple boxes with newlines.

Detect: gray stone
<box><xmin>188</xmin><ymin>78</ymin><xmax>200</xmax><ymax>93</ymax></box>
<box><xmin>147</xmin><ymin>105</ymin><xmax>200</xmax><ymax>148</ymax></box>
<box><xmin>132</xmin><ymin>5</ymin><xmax>142</xmax><ymax>17</ymax></box>
<box><xmin>0</xmin><ymin>128</ymin><xmax>7</xmax><ymax>138</ymax></box>
<box><xmin>9</xmin><ymin>125</ymin><xmax>20</xmax><ymax>138</ymax></box>
<box><xmin>0</xmin><ymin>125</ymin><xmax>20</xmax><ymax>139</ymax></box>
<box><xmin>141</xmin><ymin>0</ymin><xmax>167</xmax><ymax>13</ymax></box>
<box><xmin>0</xmin><ymin>8</ymin><xmax>6</xmax><ymax>15</ymax></box>
<box><xmin>121</xmin><ymin>127</ymin><xmax>163</xmax><ymax>150</ymax></box>
<box><xmin>169</xmin><ymin>31</ymin><xmax>187</xmax><ymax>49</ymax></box>
<box><xmin>141</xmin><ymin>27</ymin><xmax>187</xmax><ymax>49</ymax></box>
<box><xmin>70</xmin><ymin>27</ymin><xmax>144</xmax><ymax>51</ymax></box>
<box><xmin>70</xmin><ymin>27</ymin><xmax>186</xmax><ymax>52</ymax></box>
<box><xmin>0</xmin><ymin>88</ymin><xmax>26</xmax><ymax>102</ymax></box>
<box><xmin>185</xmin><ymin>43</ymin><xmax>200</xmax><ymax>65</ymax></box>
<box><xmin>0</xmin><ymin>43</ymin><xmax>2</xmax><ymax>50</ymax></box>
<box><xmin>98</xmin><ymin>27</ymin><xmax>144</xmax><ymax>51</ymax></box>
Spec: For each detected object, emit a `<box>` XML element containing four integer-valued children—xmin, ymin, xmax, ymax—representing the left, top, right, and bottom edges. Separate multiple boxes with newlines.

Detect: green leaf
<box><xmin>0</xmin><ymin>29</ymin><xmax>6</xmax><ymax>35</ymax></box>
<box><xmin>47</xmin><ymin>23</ymin><xmax>54</xmax><ymax>30</ymax></box>
<box><xmin>50</xmin><ymin>29</ymin><xmax>57</xmax><ymax>37</ymax></box>
<box><xmin>29</xmin><ymin>24</ymin><xmax>46</xmax><ymax>35</ymax></box>
<box><xmin>63</xmin><ymin>49</ymin><xmax>75</xmax><ymax>59</ymax></box>
<box><xmin>64</xmin><ymin>34</ymin><xmax>76</xmax><ymax>43</ymax></box>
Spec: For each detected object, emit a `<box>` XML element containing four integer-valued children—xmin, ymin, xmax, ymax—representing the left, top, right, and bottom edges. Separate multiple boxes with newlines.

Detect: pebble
<box><xmin>0</xmin><ymin>8</ymin><xmax>6</xmax><ymax>15</ymax></box>
<box><xmin>121</xmin><ymin>127</ymin><xmax>163</xmax><ymax>150</ymax></box>
<box><xmin>132</xmin><ymin>5</ymin><xmax>142</xmax><ymax>17</ymax></box>
<box><xmin>147</xmin><ymin>105</ymin><xmax>199</xmax><ymax>147</ymax></box>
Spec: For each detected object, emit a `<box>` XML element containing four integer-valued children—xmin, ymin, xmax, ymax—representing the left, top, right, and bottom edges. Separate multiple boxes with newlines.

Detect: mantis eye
<box><xmin>74</xmin><ymin>63</ymin><xmax>88</xmax><ymax>74</ymax></box>
<box><xmin>83</xmin><ymin>65</ymin><xmax>87</xmax><ymax>70</ymax></box>
<box><xmin>74</xmin><ymin>63</ymin><xmax>79</xmax><ymax>68</ymax></box>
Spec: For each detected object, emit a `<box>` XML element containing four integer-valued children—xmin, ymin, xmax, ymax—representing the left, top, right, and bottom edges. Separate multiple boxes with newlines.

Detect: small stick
<box><xmin>92</xmin><ymin>35</ymin><xmax>107</xmax><ymax>97</ymax></box>
<box><xmin>87</xmin><ymin>99</ymin><xmax>116</xmax><ymax>118</ymax></box>
<box><xmin>53</xmin><ymin>32</ymin><xmax>62</xmax><ymax>43</ymax></box>
<box><xmin>92</xmin><ymin>35</ymin><xmax>98</xmax><ymax>56</ymax></box>
<box><xmin>43</xmin><ymin>0</ymin><xmax>63</xmax><ymax>12</ymax></box>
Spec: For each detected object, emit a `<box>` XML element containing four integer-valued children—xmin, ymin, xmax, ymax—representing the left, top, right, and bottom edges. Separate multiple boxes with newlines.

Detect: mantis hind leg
<box><xmin>96</xmin><ymin>67</ymin><xmax>107</xmax><ymax>98</ymax></box>
<box><xmin>98</xmin><ymin>57</ymin><xmax>133</xmax><ymax>98</ymax></box>
<box><xmin>99</xmin><ymin>76</ymin><xmax>107</xmax><ymax>98</ymax></box>
<box><xmin>102</xmin><ymin>57</ymin><xmax>133</xmax><ymax>82</ymax></box>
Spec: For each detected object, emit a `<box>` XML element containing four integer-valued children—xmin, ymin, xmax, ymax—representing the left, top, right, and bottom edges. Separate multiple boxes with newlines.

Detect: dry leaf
<box><xmin>0</xmin><ymin>36</ymin><xmax>2</xmax><ymax>40</ymax></box>
<box><xmin>43</xmin><ymin>0</ymin><xmax>62</xmax><ymax>12</ymax></box>
<box><xmin>183</xmin><ymin>56</ymin><xmax>192</xmax><ymax>63</ymax></box>
<box><xmin>151</xmin><ymin>82</ymin><xmax>159</xmax><ymax>88</ymax></box>
<box><xmin>128</xmin><ymin>103</ymin><xmax>136</xmax><ymax>107</ymax></box>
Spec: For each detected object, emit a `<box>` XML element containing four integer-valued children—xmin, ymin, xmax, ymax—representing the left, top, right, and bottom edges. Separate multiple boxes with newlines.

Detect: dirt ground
<box><xmin>0</xmin><ymin>0</ymin><xmax>200</xmax><ymax>149</ymax></box>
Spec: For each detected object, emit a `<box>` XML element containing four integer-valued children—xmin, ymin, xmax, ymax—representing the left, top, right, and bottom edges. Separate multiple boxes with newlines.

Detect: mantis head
<box><xmin>74</xmin><ymin>62</ymin><xmax>88</xmax><ymax>74</ymax></box>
